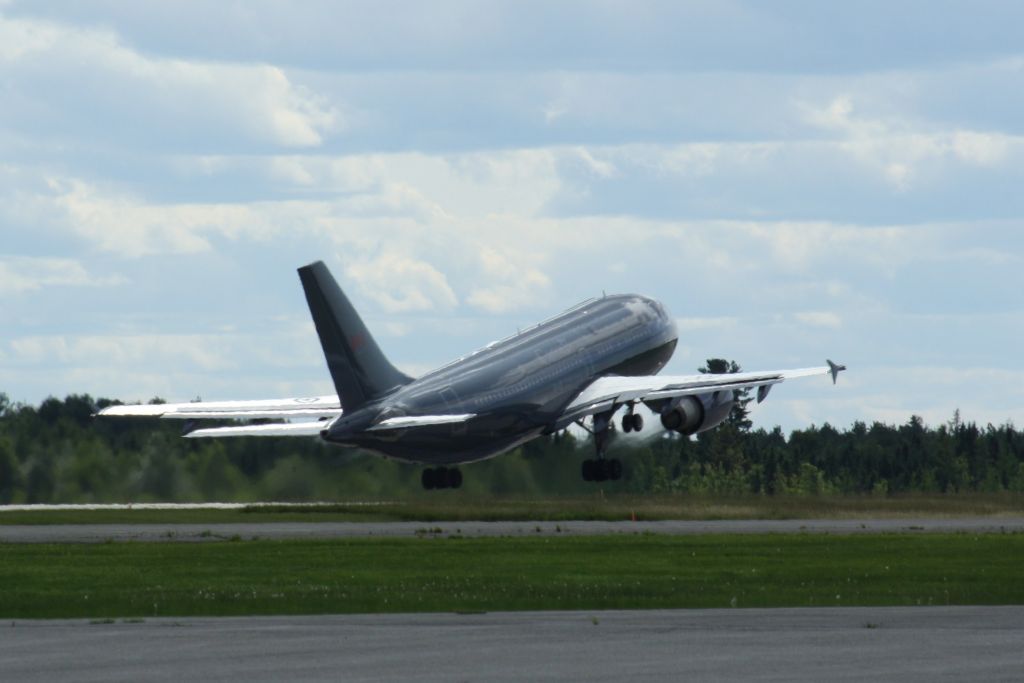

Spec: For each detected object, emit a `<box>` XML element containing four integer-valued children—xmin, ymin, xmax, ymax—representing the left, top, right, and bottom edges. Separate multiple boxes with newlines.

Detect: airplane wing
<box><xmin>184</xmin><ymin>421</ymin><xmax>330</xmax><ymax>439</ymax></box>
<box><xmin>96</xmin><ymin>395</ymin><xmax>342</xmax><ymax>420</ymax></box>
<box><xmin>558</xmin><ymin>361</ymin><xmax>845</xmax><ymax>425</ymax></box>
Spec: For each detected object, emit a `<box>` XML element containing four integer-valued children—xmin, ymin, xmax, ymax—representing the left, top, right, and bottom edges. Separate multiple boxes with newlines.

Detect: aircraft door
<box><xmin>440</xmin><ymin>386</ymin><xmax>468</xmax><ymax>436</ymax></box>
<box><xmin>440</xmin><ymin>386</ymin><xmax>460</xmax><ymax>412</ymax></box>
<box><xmin>577</xmin><ymin>346</ymin><xmax>594</xmax><ymax>378</ymax></box>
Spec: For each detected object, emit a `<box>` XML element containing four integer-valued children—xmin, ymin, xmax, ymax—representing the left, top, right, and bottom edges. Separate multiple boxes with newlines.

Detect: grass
<box><xmin>1</xmin><ymin>533</ymin><xmax>1023</xmax><ymax>619</ymax></box>
<box><xmin>1</xmin><ymin>493</ymin><xmax>1022</xmax><ymax>525</ymax></box>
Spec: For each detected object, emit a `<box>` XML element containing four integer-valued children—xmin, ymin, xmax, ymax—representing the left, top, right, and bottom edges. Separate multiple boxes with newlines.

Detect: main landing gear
<box><xmin>621</xmin><ymin>412</ymin><xmax>644</xmax><ymax>433</ymax></box>
<box><xmin>422</xmin><ymin>467</ymin><xmax>463</xmax><ymax>490</ymax></box>
<box><xmin>575</xmin><ymin>403</ymin><xmax>641</xmax><ymax>484</ymax></box>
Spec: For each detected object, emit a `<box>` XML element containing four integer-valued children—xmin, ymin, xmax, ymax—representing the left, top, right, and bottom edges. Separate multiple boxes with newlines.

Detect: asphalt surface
<box><xmin>2</xmin><ymin>607</ymin><xmax>1021</xmax><ymax>682</ymax></box>
<box><xmin>1</xmin><ymin>517</ymin><xmax>1023</xmax><ymax>543</ymax></box>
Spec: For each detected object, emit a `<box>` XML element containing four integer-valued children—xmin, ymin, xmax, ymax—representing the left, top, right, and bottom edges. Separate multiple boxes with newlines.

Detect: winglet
<box><xmin>827</xmin><ymin>360</ymin><xmax>847</xmax><ymax>385</ymax></box>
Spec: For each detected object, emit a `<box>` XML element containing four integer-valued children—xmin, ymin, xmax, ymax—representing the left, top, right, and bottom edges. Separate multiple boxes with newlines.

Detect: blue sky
<box><xmin>1</xmin><ymin>1</ymin><xmax>1022</xmax><ymax>431</ymax></box>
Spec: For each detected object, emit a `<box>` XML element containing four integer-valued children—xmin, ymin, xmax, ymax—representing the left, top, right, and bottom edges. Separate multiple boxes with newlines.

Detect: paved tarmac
<box><xmin>1</xmin><ymin>517</ymin><xmax>1023</xmax><ymax>543</ymax></box>
<box><xmin>1</xmin><ymin>607</ymin><xmax>1021</xmax><ymax>682</ymax></box>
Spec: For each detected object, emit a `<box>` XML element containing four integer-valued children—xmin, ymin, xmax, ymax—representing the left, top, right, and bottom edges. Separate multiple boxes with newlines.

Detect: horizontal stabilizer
<box><xmin>184</xmin><ymin>422</ymin><xmax>329</xmax><ymax>439</ymax></box>
<box><xmin>367</xmin><ymin>414</ymin><xmax>476</xmax><ymax>431</ymax></box>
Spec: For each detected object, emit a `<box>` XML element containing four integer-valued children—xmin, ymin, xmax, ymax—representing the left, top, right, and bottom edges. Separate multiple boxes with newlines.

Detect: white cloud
<box><xmin>346</xmin><ymin>251</ymin><xmax>457</xmax><ymax>313</ymax></box>
<box><xmin>573</xmin><ymin>147</ymin><xmax>617</xmax><ymax>178</ymax></box>
<box><xmin>733</xmin><ymin>222</ymin><xmax>923</xmax><ymax>272</ymax></box>
<box><xmin>0</xmin><ymin>10</ymin><xmax>58</xmax><ymax>61</ymax></box>
<box><xmin>675</xmin><ymin>317</ymin><xmax>740</xmax><ymax>332</ymax></box>
<box><xmin>257</xmin><ymin>150</ymin><xmax>562</xmax><ymax>219</ymax></box>
<box><xmin>793</xmin><ymin>311</ymin><xmax>843</xmax><ymax>329</ymax></box>
<box><xmin>9</xmin><ymin>334</ymin><xmax>234</xmax><ymax>371</ymax></box>
<box><xmin>951</xmin><ymin>131</ymin><xmax>1011</xmax><ymax>166</ymax></box>
<box><xmin>466</xmin><ymin>246</ymin><xmax>552</xmax><ymax>314</ymax></box>
<box><xmin>52</xmin><ymin>179</ymin><xmax>263</xmax><ymax>257</ymax></box>
<box><xmin>0</xmin><ymin>256</ymin><xmax>123</xmax><ymax>293</ymax></box>
<box><xmin>0</xmin><ymin>13</ymin><xmax>338</xmax><ymax>148</ymax></box>
<box><xmin>800</xmin><ymin>95</ymin><xmax>1021</xmax><ymax>190</ymax></box>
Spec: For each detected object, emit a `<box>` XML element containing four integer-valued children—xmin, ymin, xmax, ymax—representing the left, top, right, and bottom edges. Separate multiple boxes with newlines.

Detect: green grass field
<box><xmin>1</xmin><ymin>533</ymin><xmax>1022</xmax><ymax>619</ymax></box>
<box><xmin>1</xmin><ymin>493</ymin><xmax>1022</xmax><ymax>525</ymax></box>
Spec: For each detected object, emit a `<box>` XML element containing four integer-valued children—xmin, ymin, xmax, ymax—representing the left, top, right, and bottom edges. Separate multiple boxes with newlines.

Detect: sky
<box><xmin>1</xmin><ymin>1</ymin><xmax>1023</xmax><ymax>432</ymax></box>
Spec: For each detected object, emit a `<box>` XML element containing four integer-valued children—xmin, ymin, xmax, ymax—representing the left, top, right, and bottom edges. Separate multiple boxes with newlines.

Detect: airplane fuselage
<box><xmin>323</xmin><ymin>294</ymin><xmax>679</xmax><ymax>464</ymax></box>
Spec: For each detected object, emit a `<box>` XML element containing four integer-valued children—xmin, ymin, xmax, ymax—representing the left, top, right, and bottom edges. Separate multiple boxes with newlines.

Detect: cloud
<box><xmin>675</xmin><ymin>317</ymin><xmax>740</xmax><ymax>333</ymax></box>
<box><xmin>9</xmin><ymin>333</ymin><xmax>234</xmax><ymax>371</ymax></box>
<box><xmin>11</xmin><ymin>1</ymin><xmax>1024</xmax><ymax>75</ymax></box>
<box><xmin>800</xmin><ymin>95</ymin><xmax>1021</xmax><ymax>190</ymax></box>
<box><xmin>465</xmin><ymin>246</ymin><xmax>551</xmax><ymax>313</ymax></box>
<box><xmin>51</xmin><ymin>179</ymin><xmax>266</xmax><ymax>257</ymax></box>
<box><xmin>793</xmin><ymin>311</ymin><xmax>843</xmax><ymax>329</ymax></box>
<box><xmin>345</xmin><ymin>252</ymin><xmax>457</xmax><ymax>313</ymax></box>
<box><xmin>0</xmin><ymin>12</ymin><xmax>338</xmax><ymax>150</ymax></box>
<box><xmin>0</xmin><ymin>256</ymin><xmax>123</xmax><ymax>293</ymax></box>
<box><xmin>951</xmin><ymin>130</ymin><xmax>1011</xmax><ymax>165</ymax></box>
<box><xmin>733</xmin><ymin>223</ymin><xmax>920</xmax><ymax>272</ymax></box>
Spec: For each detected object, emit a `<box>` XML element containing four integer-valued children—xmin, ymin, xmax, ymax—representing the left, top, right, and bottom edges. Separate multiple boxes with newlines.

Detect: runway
<box><xmin>1</xmin><ymin>517</ymin><xmax>1023</xmax><ymax>543</ymax></box>
<box><xmin>1</xmin><ymin>607</ymin><xmax>1020</xmax><ymax>682</ymax></box>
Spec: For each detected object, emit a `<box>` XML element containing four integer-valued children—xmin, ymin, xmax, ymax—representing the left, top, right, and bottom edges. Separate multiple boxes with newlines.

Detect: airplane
<box><xmin>98</xmin><ymin>261</ymin><xmax>845</xmax><ymax>490</ymax></box>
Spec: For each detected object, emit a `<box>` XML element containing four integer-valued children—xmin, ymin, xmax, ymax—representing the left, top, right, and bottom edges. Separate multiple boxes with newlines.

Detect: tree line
<box><xmin>1</xmin><ymin>386</ymin><xmax>1023</xmax><ymax>503</ymax></box>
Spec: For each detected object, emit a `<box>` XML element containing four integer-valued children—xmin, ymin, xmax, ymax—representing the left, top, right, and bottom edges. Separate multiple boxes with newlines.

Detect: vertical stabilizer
<box><xmin>298</xmin><ymin>261</ymin><xmax>412</xmax><ymax>411</ymax></box>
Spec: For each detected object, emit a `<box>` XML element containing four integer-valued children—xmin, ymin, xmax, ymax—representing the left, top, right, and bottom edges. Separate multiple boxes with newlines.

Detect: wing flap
<box><xmin>184</xmin><ymin>422</ymin><xmax>329</xmax><ymax>439</ymax></box>
<box><xmin>367</xmin><ymin>414</ymin><xmax>476</xmax><ymax>432</ymax></box>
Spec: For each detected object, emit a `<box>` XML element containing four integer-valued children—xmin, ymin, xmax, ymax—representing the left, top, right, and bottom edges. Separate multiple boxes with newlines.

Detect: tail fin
<box><xmin>298</xmin><ymin>261</ymin><xmax>412</xmax><ymax>411</ymax></box>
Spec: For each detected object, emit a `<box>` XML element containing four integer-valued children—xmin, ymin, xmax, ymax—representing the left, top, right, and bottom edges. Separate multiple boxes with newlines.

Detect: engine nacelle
<box><xmin>659</xmin><ymin>392</ymin><xmax>735</xmax><ymax>436</ymax></box>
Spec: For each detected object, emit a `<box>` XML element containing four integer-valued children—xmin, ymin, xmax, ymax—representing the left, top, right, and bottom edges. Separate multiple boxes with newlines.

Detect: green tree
<box><xmin>0</xmin><ymin>439</ymin><xmax>22</xmax><ymax>503</ymax></box>
<box><xmin>25</xmin><ymin>456</ymin><xmax>56</xmax><ymax>503</ymax></box>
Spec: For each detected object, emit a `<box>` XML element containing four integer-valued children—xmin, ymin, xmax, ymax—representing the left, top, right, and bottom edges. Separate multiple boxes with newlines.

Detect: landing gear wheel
<box><xmin>609</xmin><ymin>459</ymin><xmax>623</xmax><ymax>481</ymax></box>
<box><xmin>434</xmin><ymin>467</ymin><xmax>450</xmax><ymax>490</ymax></box>
<box><xmin>631</xmin><ymin>414</ymin><xmax>644</xmax><ymax>432</ymax></box>
<box><xmin>582</xmin><ymin>459</ymin><xmax>596</xmax><ymax>482</ymax></box>
<box><xmin>621</xmin><ymin>415</ymin><xmax>634</xmax><ymax>433</ymax></box>
<box><xmin>448</xmin><ymin>468</ymin><xmax>463</xmax><ymax>489</ymax></box>
<box><xmin>582</xmin><ymin>459</ymin><xmax>623</xmax><ymax>483</ymax></box>
<box><xmin>422</xmin><ymin>467</ymin><xmax>462</xmax><ymax>490</ymax></box>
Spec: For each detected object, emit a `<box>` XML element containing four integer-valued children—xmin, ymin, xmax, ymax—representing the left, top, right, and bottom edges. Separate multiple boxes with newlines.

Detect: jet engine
<box><xmin>658</xmin><ymin>392</ymin><xmax>734</xmax><ymax>435</ymax></box>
